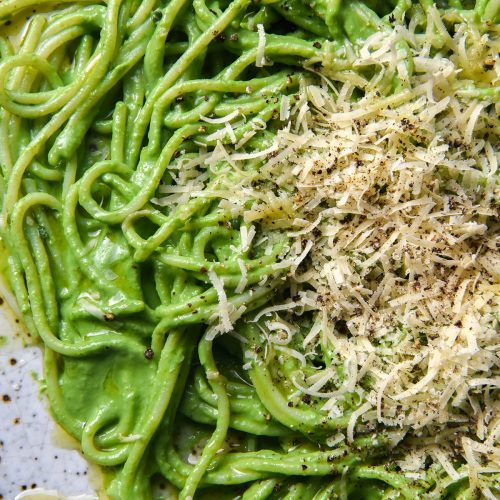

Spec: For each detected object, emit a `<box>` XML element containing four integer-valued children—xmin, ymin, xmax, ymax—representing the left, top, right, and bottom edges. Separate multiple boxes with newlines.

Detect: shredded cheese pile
<box><xmin>158</xmin><ymin>8</ymin><xmax>499</xmax><ymax>488</ymax></box>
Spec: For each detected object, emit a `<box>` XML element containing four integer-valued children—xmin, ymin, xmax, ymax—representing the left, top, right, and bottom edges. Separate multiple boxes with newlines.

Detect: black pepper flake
<box><xmin>313</xmin><ymin>41</ymin><xmax>322</xmax><ymax>49</ymax></box>
<box><xmin>144</xmin><ymin>348</ymin><xmax>154</xmax><ymax>360</ymax></box>
<box><xmin>483</xmin><ymin>58</ymin><xmax>495</xmax><ymax>69</ymax></box>
<box><xmin>2</xmin><ymin>394</ymin><xmax>11</xmax><ymax>402</ymax></box>
<box><xmin>152</xmin><ymin>9</ymin><xmax>162</xmax><ymax>22</ymax></box>
<box><xmin>199</xmin><ymin>267</ymin><xmax>208</xmax><ymax>273</ymax></box>
<box><xmin>301</xmin><ymin>394</ymin><xmax>311</xmax><ymax>404</ymax></box>
<box><xmin>103</xmin><ymin>312</ymin><xmax>115</xmax><ymax>322</ymax></box>
<box><xmin>9</xmin><ymin>358</ymin><xmax>17</xmax><ymax>366</ymax></box>
<box><xmin>302</xmin><ymin>464</ymin><xmax>308</xmax><ymax>470</ymax></box>
<box><xmin>13</xmin><ymin>417</ymin><xmax>20</xmax><ymax>424</ymax></box>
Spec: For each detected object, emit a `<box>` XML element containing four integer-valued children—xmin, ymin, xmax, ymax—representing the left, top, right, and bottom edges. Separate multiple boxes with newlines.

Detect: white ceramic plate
<box><xmin>0</xmin><ymin>290</ymin><xmax>99</xmax><ymax>499</ymax></box>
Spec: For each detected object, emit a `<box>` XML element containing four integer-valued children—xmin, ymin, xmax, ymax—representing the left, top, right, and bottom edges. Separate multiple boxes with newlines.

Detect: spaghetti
<box><xmin>0</xmin><ymin>1</ymin><xmax>498</xmax><ymax>499</ymax></box>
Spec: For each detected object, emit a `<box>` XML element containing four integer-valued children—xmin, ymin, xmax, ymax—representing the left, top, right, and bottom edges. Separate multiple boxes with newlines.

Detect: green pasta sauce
<box><xmin>0</xmin><ymin>1</ymin><xmax>498</xmax><ymax>499</ymax></box>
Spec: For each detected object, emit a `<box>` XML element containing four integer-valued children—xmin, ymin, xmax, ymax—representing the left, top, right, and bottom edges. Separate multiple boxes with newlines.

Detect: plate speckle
<box><xmin>0</xmin><ymin>293</ymin><xmax>98</xmax><ymax>499</ymax></box>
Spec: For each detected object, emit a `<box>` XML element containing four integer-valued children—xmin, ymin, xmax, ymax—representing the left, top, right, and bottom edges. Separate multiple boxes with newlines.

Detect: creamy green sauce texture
<box><xmin>0</xmin><ymin>1</ymin><xmax>498</xmax><ymax>499</ymax></box>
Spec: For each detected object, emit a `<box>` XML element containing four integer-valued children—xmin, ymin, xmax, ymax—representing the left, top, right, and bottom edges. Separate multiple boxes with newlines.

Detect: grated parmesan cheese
<box><xmin>160</xmin><ymin>9</ymin><xmax>499</xmax><ymax>481</ymax></box>
<box><xmin>347</xmin><ymin>402</ymin><xmax>372</xmax><ymax>443</ymax></box>
<box><xmin>235</xmin><ymin>258</ymin><xmax>247</xmax><ymax>294</ymax></box>
<box><xmin>256</xmin><ymin>24</ymin><xmax>266</xmax><ymax>68</ymax></box>
<box><xmin>207</xmin><ymin>270</ymin><xmax>232</xmax><ymax>335</ymax></box>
